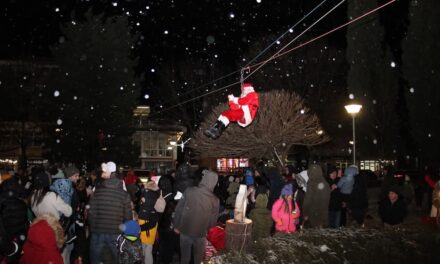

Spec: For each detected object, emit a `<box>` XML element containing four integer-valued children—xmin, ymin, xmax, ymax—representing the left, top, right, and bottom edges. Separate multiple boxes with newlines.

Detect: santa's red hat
<box><xmin>241</xmin><ymin>83</ymin><xmax>253</xmax><ymax>90</ymax></box>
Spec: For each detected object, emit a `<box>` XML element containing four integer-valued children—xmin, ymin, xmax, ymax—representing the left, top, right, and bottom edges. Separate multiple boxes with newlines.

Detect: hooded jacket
<box><xmin>302</xmin><ymin>164</ymin><xmax>331</xmax><ymax>227</ymax></box>
<box><xmin>337</xmin><ymin>165</ymin><xmax>358</xmax><ymax>195</ymax></box>
<box><xmin>173</xmin><ymin>170</ymin><xmax>219</xmax><ymax>237</ymax></box>
<box><xmin>248</xmin><ymin>194</ymin><xmax>272</xmax><ymax>239</ymax></box>
<box><xmin>271</xmin><ymin>197</ymin><xmax>300</xmax><ymax>233</ymax></box>
<box><xmin>20</xmin><ymin>214</ymin><xmax>64</xmax><ymax>264</ymax></box>
<box><xmin>50</xmin><ymin>178</ymin><xmax>73</xmax><ymax>205</ymax></box>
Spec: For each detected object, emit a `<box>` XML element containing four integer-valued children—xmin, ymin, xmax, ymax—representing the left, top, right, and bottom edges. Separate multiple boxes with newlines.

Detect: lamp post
<box><xmin>345</xmin><ymin>104</ymin><xmax>362</xmax><ymax>165</ymax></box>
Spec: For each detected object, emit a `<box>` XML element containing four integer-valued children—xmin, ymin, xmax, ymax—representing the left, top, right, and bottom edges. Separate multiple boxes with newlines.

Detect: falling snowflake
<box><xmin>409</xmin><ymin>87</ymin><xmax>415</xmax><ymax>93</ymax></box>
<box><xmin>55</xmin><ymin>7</ymin><xmax>60</xmax><ymax>12</ymax></box>
<box><xmin>349</xmin><ymin>94</ymin><xmax>354</xmax><ymax>99</ymax></box>
<box><xmin>56</xmin><ymin>139</ymin><xmax>60</xmax><ymax>143</ymax></box>
<box><xmin>229</xmin><ymin>12</ymin><xmax>235</xmax><ymax>19</ymax></box>
<box><xmin>120</xmin><ymin>86</ymin><xmax>124</xmax><ymax>90</ymax></box>
<box><xmin>428</xmin><ymin>133</ymin><xmax>431</xmax><ymax>138</ymax></box>
<box><xmin>150</xmin><ymin>68</ymin><xmax>155</xmax><ymax>73</ymax></box>
<box><xmin>372</xmin><ymin>99</ymin><xmax>377</xmax><ymax>104</ymax></box>
<box><xmin>164</xmin><ymin>30</ymin><xmax>169</xmax><ymax>34</ymax></box>
<box><xmin>256</xmin><ymin>0</ymin><xmax>262</xmax><ymax>3</ymax></box>
<box><xmin>338</xmin><ymin>124</ymin><xmax>342</xmax><ymax>128</ymax></box>
<box><xmin>73</xmin><ymin>96</ymin><xmax>77</xmax><ymax>100</ymax></box>
<box><xmin>319</xmin><ymin>245</ymin><xmax>330</xmax><ymax>252</ymax></box>
<box><xmin>373</xmin><ymin>139</ymin><xmax>377</xmax><ymax>144</ymax></box>
<box><xmin>390</xmin><ymin>61</ymin><xmax>396</xmax><ymax>68</ymax></box>
<box><xmin>54</xmin><ymin>90</ymin><xmax>60</xmax><ymax>97</ymax></box>
<box><xmin>112</xmin><ymin>2</ymin><xmax>118</xmax><ymax>7</ymax></box>
<box><xmin>276</xmin><ymin>40</ymin><xmax>280</xmax><ymax>45</ymax></box>
<box><xmin>144</xmin><ymin>94</ymin><xmax>149</xmax><ymax>99</ymax></box>
<box><xmin>56</xmin><ymin>119</ymin><xmax>63</xmax><ymax>125</ymax></box>
<box><xmin>300</xmin><ymin>109</ymin><xmax>305</xmax><ymax>114</ymax></box>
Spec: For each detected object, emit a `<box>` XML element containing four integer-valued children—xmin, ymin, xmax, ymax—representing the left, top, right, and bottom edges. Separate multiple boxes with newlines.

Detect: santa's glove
<box><xmin>228</xmin><ymin>94</ymin><xmax>235</xmax><ymax>101</ymax></box>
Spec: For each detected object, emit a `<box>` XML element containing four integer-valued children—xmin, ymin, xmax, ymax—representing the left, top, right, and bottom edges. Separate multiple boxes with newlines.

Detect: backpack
<box><xmin>153</xmin><ymin>191</ymin><xmax>171</xmax><ymax>213</ymax></box>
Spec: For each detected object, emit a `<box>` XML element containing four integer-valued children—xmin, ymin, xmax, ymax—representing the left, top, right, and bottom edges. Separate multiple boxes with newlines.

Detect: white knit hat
<box><xmin>101</xmin><ymin>161</ymin><xmax>116</xmax><ymax>174</ymax></box>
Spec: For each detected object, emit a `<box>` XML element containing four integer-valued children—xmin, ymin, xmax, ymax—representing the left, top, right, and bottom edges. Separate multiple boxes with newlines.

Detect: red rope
<box><xmin>246</xmin><ymin>0</ymin><xmax>397</xmax><ymax>73</ymax></box>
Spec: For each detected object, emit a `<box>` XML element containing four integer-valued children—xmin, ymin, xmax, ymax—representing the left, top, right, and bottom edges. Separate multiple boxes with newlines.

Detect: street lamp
<box><xmin>345</xmin><ymin>104</ymin><xmax>362</xmax><ymax>165</ymax></box>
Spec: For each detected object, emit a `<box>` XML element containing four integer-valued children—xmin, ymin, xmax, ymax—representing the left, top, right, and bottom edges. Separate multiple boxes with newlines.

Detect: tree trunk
<box><xmin>225</xmin><ymin>218</ymin><xmax>253</xmax><ymax>253</ymax></box>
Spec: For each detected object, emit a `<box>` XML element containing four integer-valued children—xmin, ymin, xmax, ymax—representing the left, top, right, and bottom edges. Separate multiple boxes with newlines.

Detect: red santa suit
<box><xmin>218</xmin><ymin>83</ymin><xmax>259</xmax><ymax>127</ymax></box>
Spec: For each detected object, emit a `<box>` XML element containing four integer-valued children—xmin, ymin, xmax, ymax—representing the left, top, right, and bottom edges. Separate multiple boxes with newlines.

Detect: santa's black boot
<box><xmin>204</xmin><ymin>120</ymin><xmax>226</xmax><ymax>139</ymax></box>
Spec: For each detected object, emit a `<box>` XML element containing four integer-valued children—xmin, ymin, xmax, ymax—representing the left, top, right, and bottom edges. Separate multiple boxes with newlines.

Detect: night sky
<box><xmin>1</xmin><ymin>0</ymin><xmax>351</xmax><ymax>104</ymax></box>
<box><xmin>4</xmin><ymin>0</ymin><xmax>436</xmax><ymax>164</ymax></box>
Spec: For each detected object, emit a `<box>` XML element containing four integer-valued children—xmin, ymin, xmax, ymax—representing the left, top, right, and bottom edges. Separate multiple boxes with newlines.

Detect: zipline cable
<box><xmin>242</xmin><ymin>0</ymin><xmax>346</xmax><ymax>81</ymax></box>
<box><xmin>161</xmin><ymin>0</ymin><xmax>329</xmax><ymax>103</ymax></box>
<box><xmin>151</xmin><ymin>0</ymin><xmax>396</xmax><ymax>117</ymax></box>
<box><xmin>247</xmin><ymin>0</ymin><xmax>396</xmax><ymax>72</ymax></box>
<box><xmin>240</xmin><ymin>0</ymin><xmax>329</xmax><ymax>85</ymax></box>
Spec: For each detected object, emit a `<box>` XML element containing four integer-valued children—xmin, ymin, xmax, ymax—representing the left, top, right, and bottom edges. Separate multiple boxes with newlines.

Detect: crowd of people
<box><xmin>0</xmin><ymin>161</ymin><xmax>439</xmax><ymax>264</ymax></box>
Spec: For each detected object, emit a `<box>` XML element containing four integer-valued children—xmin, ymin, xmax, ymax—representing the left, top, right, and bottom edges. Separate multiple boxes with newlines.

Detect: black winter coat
<box><xmin>89</xmin><ymin>176</ymin><xmax>132</xmax><ymax>234</ymax></box>
<box><xmin>379</xmin><ymin>197</ymin><xmax>407</xmax><ymax>225</ymax></box>
<box><xmin>328</xmin><ymin>178</ymin><xmax>343</xmax><ymax>211</ymax></box>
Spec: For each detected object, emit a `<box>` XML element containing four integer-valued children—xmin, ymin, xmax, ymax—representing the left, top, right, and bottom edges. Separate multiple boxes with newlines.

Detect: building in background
<box><xmin>132</xmin><ymin>106</ymin><xmax>186</xmax><ymax>174</ymax></box>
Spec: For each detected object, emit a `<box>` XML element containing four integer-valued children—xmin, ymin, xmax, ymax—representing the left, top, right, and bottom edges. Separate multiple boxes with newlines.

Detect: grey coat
<box><xmin>302</xmin><ymin>164</ymin><xmax>331</xmax><ymax>227</ymax></box>
<box><xmin>173</xmin><ymin>170</ymin><xmax>219</xmax><ymax>238</ymax></box>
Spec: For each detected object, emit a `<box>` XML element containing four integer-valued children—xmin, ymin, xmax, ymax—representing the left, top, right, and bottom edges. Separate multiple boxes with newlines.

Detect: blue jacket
<box><xmin>337</xmin><ymin>166</ymin><xmax>358</xmax><ymax>195</ymax></box>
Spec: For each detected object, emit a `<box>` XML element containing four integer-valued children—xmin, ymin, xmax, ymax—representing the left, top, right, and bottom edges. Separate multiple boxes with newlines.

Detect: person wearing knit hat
<box><xmin>64</xmin><ymin>166</ymin><xmax>79</xmax><ymax>182</ymax></box>
<box><xmin>101</xmin><ymin>161</ymin><xmax>117</xmax><ymax>179</ymax></box>
<box><xmin>281</xmin><ymin>183</ymin><xmax>293</xmax><ymax>196</ymax></box>
<box><xmin>117</xmin><ymin>220</ymin><xmax>143</xmax><ymax>264</ymax></box>
<box><xmin>271</xmin><ymin>183</ymin><xmax>300</xmax><ymax>234</ymax></box>
<box><xmin>51</xmin><ymin>166</ymin><xmax>80</xmax><ymax>264</ymax></box>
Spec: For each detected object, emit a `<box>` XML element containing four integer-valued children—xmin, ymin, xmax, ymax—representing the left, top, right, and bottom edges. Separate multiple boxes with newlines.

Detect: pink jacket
<box><xmin>271</xmin><ymin>198</ymin><xmax>300</xmax><ymax>233</ymax></box>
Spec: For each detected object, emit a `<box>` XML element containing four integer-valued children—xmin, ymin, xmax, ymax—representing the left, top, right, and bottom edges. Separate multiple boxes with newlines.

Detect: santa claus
<box><xmin>204</xmin><ymin>83</ymin><xmax>259</xmax><ymax>139</ymax></box>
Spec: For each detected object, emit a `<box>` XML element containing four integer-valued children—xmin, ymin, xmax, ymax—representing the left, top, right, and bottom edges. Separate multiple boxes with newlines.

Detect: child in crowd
<box><xmin>248</xmin><ymin>193</ymin><xmax>272</xmax><ymax>240</ymax></box>
<box><xmin>138</xmin><ymin>181</ymin><xmax>160</xmax><ymax>264</ymax></box>
<box><xmin>271</xmin><ymin>184</ymin><xmax>300</xmax><ymax>234</ymax></box>
<box><xmin>117</xmin><ymin>220</ymin><xmax>143</xmax><ymax>264</ymax></box>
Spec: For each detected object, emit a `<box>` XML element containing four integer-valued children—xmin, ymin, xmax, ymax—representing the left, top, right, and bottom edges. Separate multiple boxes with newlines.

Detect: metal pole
<box><xmin>352</xmin><ymin>115</ymin><xmax>356</xmax><ymax>165</ymax></box>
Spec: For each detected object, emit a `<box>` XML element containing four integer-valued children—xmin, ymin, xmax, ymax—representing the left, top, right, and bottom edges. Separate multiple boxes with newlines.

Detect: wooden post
<box><xmin>225</xmin><ymin>218</ymin><xmax>253</xmax><ymax>252</ymax></box>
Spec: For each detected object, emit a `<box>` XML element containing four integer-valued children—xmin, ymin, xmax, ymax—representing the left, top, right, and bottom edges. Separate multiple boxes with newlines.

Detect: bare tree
<box><xmin>190</xmin><ymin>90</ymin><xmax>329</xmax><ymax>162</ymax></box>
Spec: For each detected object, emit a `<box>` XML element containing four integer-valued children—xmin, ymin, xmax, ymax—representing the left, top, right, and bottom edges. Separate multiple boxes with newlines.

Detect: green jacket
<box><xmin>249</xmin><ymin>194</ymin><xmax>272</xmax><ymax>240</ymax></box>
